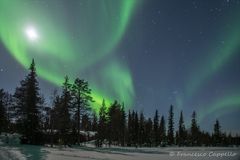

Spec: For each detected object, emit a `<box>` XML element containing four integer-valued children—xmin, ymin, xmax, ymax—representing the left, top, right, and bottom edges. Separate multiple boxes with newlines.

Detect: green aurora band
<box><xmin>186</xmin><ymin>22</ymin><xmax>240</xmax><ymax>97</ymax></box>
<box><xmin>198</xmin><ymin>94</ymin><xmax>240</xmax><ymax>123</ymax></box>
<box><xmin>0</xmin><ymin>0</ymin><xmax>139</xmax><ymax>111</ymax></box>
<box><xmin>179</xmin><ymin>11</ymin><xmax>240</xmax><ymax>118</ymax></box>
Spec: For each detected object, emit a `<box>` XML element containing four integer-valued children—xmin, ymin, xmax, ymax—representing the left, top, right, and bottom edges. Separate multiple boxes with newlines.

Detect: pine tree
<box><xmin>71</xmin><ymin>78</ymin><xmax>93</xmax><ymax>144</ymax></box>
<box><xmin>133</xmin><ymin>111</ymin><xmax>139</xmax><ymax>147</ymax></box>
<box><xmin>153</xmin><ymin>110</ymin><xmax>159</xmax><ymax>146</ymax></box>
<box><xmin>159</xmin><ymin>115</ymin><xmax>166</xmax><ymax>146</ymax></box>
<box><xmin>120</xmin><ymin>104</ymin><xmax>126</xmax><ymax>146</ymax></box>
<box><xmin>26</xmin><ymin>59</ymin><xmax>43</xmax><ymax>144</ymax></box>
<box><xmin>145</xmin><ymin>118</ymin><xmax>153</xmax><ymax>146</ymax></box>
<box><xmin>127</xmin><ymin>110</ymin><xmax>133</xmax><ymax>146</ymax></box>
<box><xmin>138</xmin><ymin>112</ymin><xmax>145</xmax><ymax>147</ymax></box>
<box><xmin>190</xmin><ymin>111</ymin><xmax>200</xmax><ymax>146</ymax></box>
<box><xmin>168</xmin><ymin>105</ymin><xmax>174</xmax><ymax>145</ymax></box>
<box><xmin>107</xmin><ymin>101</ymin><xmax>122</xmax><ymax>146</ymax></box>
<box><xmin>96</xmin><ymin>99</ymin><xmax>107</xmax><ymax>147</ymax></box>
<box><xmin>13</xmin><ymin>59</ymin><xmax>43</xmax><ymax>144</ymax></box>
<box><xmin>178</xmin><ymin>110</ymin><xmax>186</xmax><ymax>146</ymax></box>
<box><xmin>57</xmin><ymin>76</ymin><xmax>72</xmax><ymax>145</ymax></box>
<box><xmin>213</xmin><ymin>119</ymin><xmax>221</xmax><ymax>146</ymax></box>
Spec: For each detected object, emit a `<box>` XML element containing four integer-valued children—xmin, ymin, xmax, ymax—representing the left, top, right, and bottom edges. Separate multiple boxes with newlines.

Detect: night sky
<box><xmin>0</xmin><ymin>0</ymin><xmax>240</xmax><ymax>133</ymax></box>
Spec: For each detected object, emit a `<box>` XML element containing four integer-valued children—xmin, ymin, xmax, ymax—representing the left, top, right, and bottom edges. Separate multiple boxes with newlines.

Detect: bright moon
<box><xmin>25</xmin><ymin>26</ymin><xmax>38</xmax><ymax>41</ymax></box>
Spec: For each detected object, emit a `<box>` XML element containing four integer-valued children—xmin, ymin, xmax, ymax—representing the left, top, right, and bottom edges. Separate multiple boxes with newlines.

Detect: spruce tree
<box><xmin>133</xmin><ymin>111</ymin><xmax>139</xmax><ymax>147</ymax></box>
<box><xmin>127</xmin><ymin>110</ymin><xmax>134</xmax><ymax>146</ymax></box>
<box><xmin>120</xmin><ymin>104</ymin><xmax>126</xmax><ymax>146</ymax></box>
<box><xmin>13</xmin><ymin>59</ymin><xmax>43</xmax><ymax>144</ymax></box>
<box><xmin>159</xmin><ymin>115</ymin><xmax>166</xmax><ymax>146</ymax></box>
<box><xmin>145</xmin><ymin>118</ymin><xmax>153</xmax><ymax>146</ymax></box>
<box><xmin>178</xmin><ymin>110</ymin><xmax>186</xmax><ymax>146</ymax></box>
<box><xmin>58</xmin><ymin>76</ymin><xmax>72</xmax><ymax>145</ymax></box>
<box><xmin>213</xmin><ymin>119</ymin><xmax>221</xmax><ymax>146</ymax></box>
<box><xmin>107</xmin><ymin>101</ymin><xmax>122</xmax><ymax>146</ymax></box>
<box><xmin>168</xmin><ymin>105</ymin><xmax>174</xmax><ymax>145</ymax></box>
<box><xmin>96</xmin><ymin>99</ymin><xmax>107</xmax><ymax>147</ymax></box>
<box><xmin>153</xmin><ymin>110</ymin><xmax>159</xmax><ymax>146</ymax></box>
<box><xmin>107</xmin><ymin>102</ymin><xmax>113</xmax><ymax>146</ymax></box>
<box><xmin>138</xmin><ymin>112</ymin><xmax>145</xmax><ymax>147</ymax></box>
<box><xmin>190</xmin><ymin>111</ymin><xmax>200</xmax><ymax>146</ymax></box>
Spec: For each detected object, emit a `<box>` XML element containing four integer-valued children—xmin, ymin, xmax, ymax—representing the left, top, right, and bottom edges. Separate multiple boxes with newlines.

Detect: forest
<box><xmin>0</xmin><ymin>59</ymin><xmax>240</xmax><ymax>147</ymax></box>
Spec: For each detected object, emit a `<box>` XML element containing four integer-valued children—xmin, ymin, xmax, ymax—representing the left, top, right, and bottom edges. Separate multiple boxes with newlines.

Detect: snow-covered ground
<box><xmin>1</xmin><ymin>133</ymin><xmax>237</xmax><ymax>160</ymax></box>
<box><xmin>0</xmin><ymin>143</ymin><xmax>239</xmax><ymax>160</ymax></box>
<box><xmin>0</xmin><ymin>134</ymin><xmax>240</xmax><ymax>160</ymax></box>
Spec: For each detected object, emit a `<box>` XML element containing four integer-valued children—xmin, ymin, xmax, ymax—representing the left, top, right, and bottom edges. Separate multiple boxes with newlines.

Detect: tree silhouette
<box><xmin>190</xmin><ymin>111</ymin><xmax>200</xmax><ymax>146</ymax></box>
<box><xmin>168</xmin><ymin>105</ymin><xmax>174</xmax><ymax>145</ymax></box>
<box><xmin>159</xmin><ymin>115</ymin><xmax>166</xmax><ymax>146</ymax></box>
<box><xmin>96</xmin><ymin>99</ymin><xmax>107</xmax><ymax>147</ymax></box>
<box><xmin>145</xmin><ymin>118</ymin><xmax>153</xmax><ymax>146</ymax></box>
<box><xmin>138</xmin><ymin>111</ymin><xmax>145</xmax><ymax>147</ymax></box>
<box><xmin>213</xmin><ymin>119</ymin><xmax>221</xmax><ymax>146</ymax></box>
<box><xmin>13</xmin><ymin>59</ymin><xmax>43</xmax><ymax>144</ymax></box>
<box><xmin>2</xmin><ymin>59</ymin><xmax>240</xmax><ymax>147</ymax></box>
<box><xmin>120</xmin><ymin>104</ymin><xmax>126</xmax><ymax>146</ymax></box>
<box><xmin>133</xmin><ymin>111</ymin><xmax>139</xmax><ymax>147</ymax></box>
<box><xmin>127</xmin><ymin>110</ymin><xmax>134</xmax><ymax>146</ymax></box>
<box><xmin>71</xmin><ymin>78</ymin><xmax>93</xmax><ymax>144</ymax></box>
<box><xmin>55</xmin><ymin>76</ymin><xmax>72</xmax><ymax>145</ymax></box>
<box><xmin>153</xmin><ymin>110</ymin><xmax>160</xmax><ymax>146</ymax></box>
<box><xmin>178</xmin><ymin>110</ymin><xmax>186</xmax><ymax>146</ymax></box>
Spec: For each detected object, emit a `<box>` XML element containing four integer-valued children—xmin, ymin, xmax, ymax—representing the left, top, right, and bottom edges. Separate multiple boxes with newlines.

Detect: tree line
<box><xmin>0</xmin><ymin>59</ymin><xmax>240</xmax><ymax>147</ymax></box>
<box><xmin>95</xmin><ymin>103</ymin><xmax>240</xmax><ymax>147</ymax></box>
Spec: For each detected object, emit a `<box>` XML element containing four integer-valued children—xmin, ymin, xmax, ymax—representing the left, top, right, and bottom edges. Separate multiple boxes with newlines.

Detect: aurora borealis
<box><xmin>0</xmin><ymin>0</ymin><xmax>138</xmax><ymax>110</ymax></box>
<box><xmin>0</xmin><ymin>0</ymin><xmax>240</xmax><ymax>132</ymax></box>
